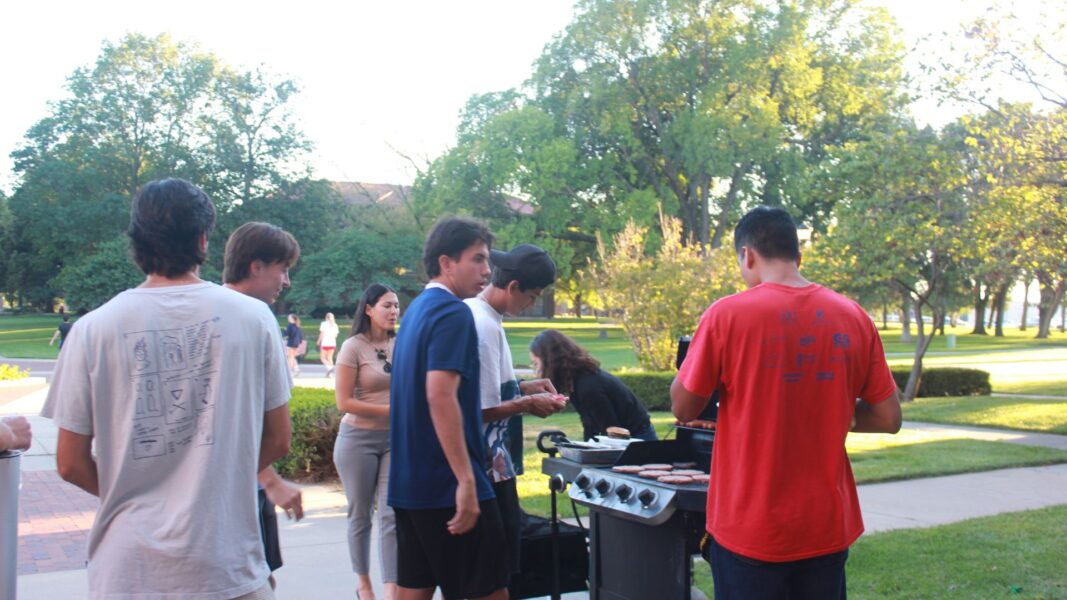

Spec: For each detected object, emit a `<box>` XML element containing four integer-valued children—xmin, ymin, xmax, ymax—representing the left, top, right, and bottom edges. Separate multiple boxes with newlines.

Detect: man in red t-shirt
<box><xmin>671</xmin><ymin>206</ymin><xmax>901</xmax><ymax>600</ymax></box>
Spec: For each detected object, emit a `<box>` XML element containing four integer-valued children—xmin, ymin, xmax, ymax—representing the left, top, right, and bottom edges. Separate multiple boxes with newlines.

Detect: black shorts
<box><xmin>394</xmin><ymin>499</ymin><xmax>510</xmax><ymax>599</ymax></box>
<box><xmin>257</xmin><ymin>488</ymin><xmax>283</xmax><ymax>572</ymax></box>
<box><xmin>493</xmin><ymin>478</ymin><xmax>522</xmax><ymax>575</ymax></box>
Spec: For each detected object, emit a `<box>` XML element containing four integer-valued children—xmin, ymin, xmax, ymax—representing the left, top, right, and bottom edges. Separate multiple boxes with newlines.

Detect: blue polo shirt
<box><xmin>388</xmin><ymin>285</ymin><xmax>495</xmax><ymax>509</ymax></box>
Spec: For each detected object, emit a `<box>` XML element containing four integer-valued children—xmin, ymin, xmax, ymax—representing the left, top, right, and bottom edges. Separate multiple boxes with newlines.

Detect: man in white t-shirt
<box><xmin>222</xmin><ymin>221</ymin><xmax>303</xmax><ymax>587</ymax></box>
<box><xmin>42</xmin><ymin>179</ymin><xmax>292</xmax><ymax>600</ymax></box>
<box><xmin>464</xmin><ymin>243</ymin><xmax>566</xmax><ymax>586</ymax></box>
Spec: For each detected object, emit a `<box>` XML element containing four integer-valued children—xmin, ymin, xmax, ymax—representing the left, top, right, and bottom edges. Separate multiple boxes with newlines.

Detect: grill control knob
<box><xmin>637</xmin><ymin>489</ymin><xmax>657</xmax><ymax>508</ymax></box>
<box><xmin>616</xmin><ymin>484</ymin><xmax>633</xmax><ymax>503</ymax></box>
<box><xmin>595</xmin><ymin>478</ymin><xmax>612</xmax><ymax>496</ymax></box>
<box><xmin>575</xmin><ymin>473</ymin><xmax>591</xmax><ymax>490</ymax></box>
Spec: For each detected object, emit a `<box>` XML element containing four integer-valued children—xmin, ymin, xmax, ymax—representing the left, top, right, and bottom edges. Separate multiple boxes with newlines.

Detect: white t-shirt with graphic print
<box><xmin>42</xmin><ymin>282</ymin><xmax>291</xmax><ymax>599</ymax></box>
<box><xmin>465</xmin><ymin>295</ymin><xmax>521</xmax><ymax>483</ymax></box>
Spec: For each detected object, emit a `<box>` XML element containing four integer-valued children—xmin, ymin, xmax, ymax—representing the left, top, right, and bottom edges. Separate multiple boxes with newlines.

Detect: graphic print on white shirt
<box><xmin>124</xmin><ymin>317</ymin><xmax>221</xmax><ymax>459</ymax></box>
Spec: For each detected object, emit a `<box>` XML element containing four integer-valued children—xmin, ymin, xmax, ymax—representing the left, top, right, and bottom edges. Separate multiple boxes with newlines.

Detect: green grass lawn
<box><xmin>690</xmin><ymin>504</ymin><xmax>1067</xmax><ymax>598</ymax></box>
<box><xmin>296</xmin><ymin>316</ymin><xmax>636</xmax><ymax>368</ymax></box>
<box><xmin>5</xmin><ymin>314</ymin><xmax>1064</xmax><ymax>377</ymax></box>
<box><xmin>995</xmin><ymin>380</ymin><xmax>1067</xmax><ymax>396</ymax></box>
<box><xmin>516</xmin><ymin>411</ymin><xmax>1067</xmax><ymax>517</ymax></box>
<box><xmin>877</xmin><ymin>322</ymin><xmax>1067</xmax><ymax>355</ymax></box>
<box><xmin>0</xmin><ymin>314</ymin><xmax>71</xmax><ymax>358</ymax></box>
<box><xmin>903</xmin><ymin>396</ymin><xmax>1067</xmax><ymax>435</ymax></box>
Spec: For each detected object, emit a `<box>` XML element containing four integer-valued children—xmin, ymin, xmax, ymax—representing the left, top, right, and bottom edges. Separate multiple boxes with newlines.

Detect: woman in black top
<box><xmin>284</xmin><ymin>313</ymin><xmax>304</xmax><ymax>376</ymax></box>
<box><xmin>529</xmin><ymin>329</ymin><xmax>656</xmax><ymax>441</ymax></box>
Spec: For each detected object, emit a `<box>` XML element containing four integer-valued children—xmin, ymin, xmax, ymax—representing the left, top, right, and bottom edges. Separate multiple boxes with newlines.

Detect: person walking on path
<box><xmin>48</xmin><ymin>315</ymin><xmax>72</xmax><ymax>350</ymax></box>
<box><xmin>318</xmin><ymin>312</ymin><xmax>340</xmax><ymax>377</ymax></box>
<box><xmin>284</xmin><ymin>314</ymin><xmax>304</xmax><ymax>376</ymax></box>
<box><xmin>672</xmin><ymin>206</ymin><xmax>902</xmax><ymax>600</ymax></box>
<box><xmin>388</xmin><ymin>217</ymin><xmax>509</xmax><ymax>600</ymax></box>
<box><xmin>41</xmin><ymin>178</ymin><xmax>292</xmax><ymax>599</ymax></box>
<box><xmin>223</xmin><ymin>221</ymin><xmax>304</xmax><ymax>588</ymax></box>
<box><xmin>333</xmin><ymin>284</ymin><xmax>401</xmax><ymax>600</ymax></box>
<box><xmin>465</xmin><ymin>244</ymin><xmax>565</xmax><ymax>590</ymax></box>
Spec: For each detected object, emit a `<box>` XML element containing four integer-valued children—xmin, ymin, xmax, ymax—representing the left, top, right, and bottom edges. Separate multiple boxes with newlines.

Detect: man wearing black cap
<box><xmin>464</xmin><ymin>243</ymin><xmax>566</xmax><ymax>587</ymax></box>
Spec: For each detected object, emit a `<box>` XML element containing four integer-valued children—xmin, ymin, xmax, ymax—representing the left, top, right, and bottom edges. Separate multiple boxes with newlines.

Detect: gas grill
<box><xmin>539</xmin><ymin>424</ymin><xmax>715</xmax><ymax>600</ymax></box>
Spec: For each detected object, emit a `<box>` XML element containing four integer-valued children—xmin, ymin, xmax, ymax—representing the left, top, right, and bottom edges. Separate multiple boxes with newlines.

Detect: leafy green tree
<box><xmin>526</xmin><ymin>0</ymin><xmax>907</xmax><ymax>248</ymax></box>
<box><xmin>210</xmin><ymin>178</ymin><xmax>348</xmax><ymax>274</ymax></box>
<box><xmin>198</xmin><ymin>67</ymin><xmax>312</xmax><ymax>209</ymax></box>
<box><xmin>928</xmin><ymin>2</ymin><xmax>1067</xmax><ymax>339</ymax></box>
<box><xmin>284</xmin><ymin>227</ymin><xmax>423</xmax><ymax>315</ymax></box>
<box><xmin>415</xmin><ymin>0</ymin><xmax>908</xmax><ymax>325</ymax></box>
<box><xmin>4</xmin><ymin>33</ymin><xmax>314</xmax><ymax>310</ymax></box>
<box><xmin>53</xmin><ymin>237</ymin><xmax>144</xmax><ymax>313</ymax></box>
<box><xmin>592</xmin><ymin>210</ymin><xmax>742</xmax><ymax>370</ymax></box>
<box><xmin>821</xmin><ymin>124</ymin><xmax>973</xmax><ymax>400</ymax></box>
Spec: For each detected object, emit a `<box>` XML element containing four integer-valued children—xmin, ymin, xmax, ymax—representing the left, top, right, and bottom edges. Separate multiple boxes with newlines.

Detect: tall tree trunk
<box><xmin>993</xmin><ymin>282</ymin><xmax>1010</xmax><ymax>337</ymax></box>
<box><xmin>1020</xmin><ymin>279</ymin><xmax>1031</xmax><ymax>331</ymax></box>
<box><xmin>881</xmin><ymin>305</ymin><xmax>888</xmax><ymax>330</ymax></box>
<box><xmin>1036</xmin><ymin>279</ymin><xmax>1066</xmax><ymax>339</ymax></box>
<box><xmin>972</xmin><ymin>285</ymin><xmax>988</xmax><ymax>335</ymax></box>
<box><xmin>542</xmin><ymin>288</ymin><xmax>555</xmax><ymax>318</ymax></box>
<box><xmin>902</xmin><ymin>300</ymin><xmax>938</xmax><ymax>401</ymax></box>
<box><xmin>1060</xmin><ymin>297</ymin><xmax>1066</xmax><ymax>333</ymax></box>
<box><xmin>572</xmin><ymin>292</ymin><xmax>583</xmax><ymax>318</ymax></box>
<box><xmin>708</xmin><ymin>162</ymin><xmax>751</xmax><ymax>250</ymax></box>
<box><xmin>900</xmin><ymin>292</ymin><xmax>912</xmax><ymax>343</ymax></box>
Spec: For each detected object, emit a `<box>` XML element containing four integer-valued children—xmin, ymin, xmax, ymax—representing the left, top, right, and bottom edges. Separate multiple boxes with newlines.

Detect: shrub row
<box><xmin>615</xmin><ymin>366</ymin><xmax>992</xmax><ymax>411</ymax></box>
<box><xmin>889</xmin><ymin>367</ymin><xmax>991</xmax><ymax>397</ymax></box>
<box><xmin>274</xmin><ymin>387</ymin><xmax>340</xmax><ymax>482</ymax></box>
<box><xmin>278</xmin><ymin>366</ymin><xmax>991</xmax><ymax>480</ymax></box>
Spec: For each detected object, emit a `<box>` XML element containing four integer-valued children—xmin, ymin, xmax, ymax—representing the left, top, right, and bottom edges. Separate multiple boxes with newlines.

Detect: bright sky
<box><xmin>0</xmin><ymin>1</ymin><xmax>1032</xmax><ymax>196</ymax></box>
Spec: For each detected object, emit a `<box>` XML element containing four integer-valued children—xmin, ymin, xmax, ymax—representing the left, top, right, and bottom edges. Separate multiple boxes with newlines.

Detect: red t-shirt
<box><xmin>677</xmin><ymin>282</ymin><xmax>897</xmax><ymax>562</ymax></box>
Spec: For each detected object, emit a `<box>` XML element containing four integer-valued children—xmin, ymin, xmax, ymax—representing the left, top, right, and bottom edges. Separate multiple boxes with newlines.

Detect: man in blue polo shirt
<box><xmin>389</xmin><ymin>216</ymin><xmax>508</xmax><ymax>600</ymax></box>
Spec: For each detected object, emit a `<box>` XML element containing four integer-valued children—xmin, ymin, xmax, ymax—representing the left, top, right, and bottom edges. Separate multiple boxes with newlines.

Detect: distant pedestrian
<box><xmin>318</xmin><ymin>312</ymin><xmax>340</xmax><ymax>377</ymax></box>
<box><xmin>284</xmin><ymin>314</ymin><xmax>304</xmax><ymax>375</ymax></box>
<box><xmin>333</xmin><ymin>284</ymin><xmax>401</xmax><ymax>600</ymax></box>
<box><xmin>49</xmin><ymin>315</ymin><xmax>72</xmax><ymax>349</ymax></box>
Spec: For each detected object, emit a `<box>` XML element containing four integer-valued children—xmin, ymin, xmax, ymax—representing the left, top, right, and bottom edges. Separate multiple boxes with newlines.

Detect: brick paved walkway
<box><xmin>17</xmin><ymin>470</ymin><xmax>97</xmax><ymax>575</ymax></box>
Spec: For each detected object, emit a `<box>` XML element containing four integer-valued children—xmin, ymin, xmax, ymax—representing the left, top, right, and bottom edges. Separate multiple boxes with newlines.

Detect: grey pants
<box><xmin>333</xmin><ymin>424</ymin><xmax>397</xmax><ymax>582</ymax></box>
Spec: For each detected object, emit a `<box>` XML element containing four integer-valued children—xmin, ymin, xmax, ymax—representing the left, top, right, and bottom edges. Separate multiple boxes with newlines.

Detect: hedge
<box><xmin>274</xmin><ymin>387</ymin><xmax>340</xmax><ymax>481</ymax></box>
<box><xmin>277</xmin><ymin>366</ymin><xmax>991</xmax><ymax>480</ymax></box>
<box><xmin>889</xmin><ymin>367</ymin><xmax>991</xmax><ymax>397</ymax></box>
<box><xmin>616</xmin><ymin>372</ymin><xmax>675</xmax><ymax>411</ymax></box>
<box><xmin>614</xmin><ymin>367</ymin><xmax>992</xmax><ymax>411</ymax></box>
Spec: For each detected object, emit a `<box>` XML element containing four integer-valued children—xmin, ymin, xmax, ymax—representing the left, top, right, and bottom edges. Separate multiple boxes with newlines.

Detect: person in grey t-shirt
<box><xmin>43</xmin><ymin>179</ymin><xmax>293</xmax><ymax>600</ymax></box>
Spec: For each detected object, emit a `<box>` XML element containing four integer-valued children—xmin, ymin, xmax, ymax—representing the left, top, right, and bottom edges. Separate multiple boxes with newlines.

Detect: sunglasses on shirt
<box><xmin>376</xmin><ymin>349</ymin><xmax>392</xmax><ymax>374</ymax></box>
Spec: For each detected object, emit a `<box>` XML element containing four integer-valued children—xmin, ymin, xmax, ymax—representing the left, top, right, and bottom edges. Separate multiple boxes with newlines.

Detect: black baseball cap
<box><xmin>489</xmin><ymin>244</ymin><xmax>557</xmax><ymax>289</ymax></box>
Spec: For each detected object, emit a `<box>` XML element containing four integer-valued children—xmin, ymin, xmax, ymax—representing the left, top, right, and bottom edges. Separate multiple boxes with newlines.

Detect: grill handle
<box><xmin>536</xmin><ymin>429</ymin><xmax>569</xmax><ymax>457</ymax></box>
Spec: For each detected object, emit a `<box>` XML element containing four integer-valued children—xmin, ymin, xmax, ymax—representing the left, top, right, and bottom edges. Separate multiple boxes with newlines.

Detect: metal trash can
<box><xmin>0</xmin><ymin>449</ymin><xmax>21</xmax><ymax>600</ymax></box>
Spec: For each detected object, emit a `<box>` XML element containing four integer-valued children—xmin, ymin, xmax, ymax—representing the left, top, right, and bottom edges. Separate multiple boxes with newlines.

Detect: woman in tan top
<box><xmin>333</xmin><ymin>283</ymin><xmax>400</xmax><ymax>600</ymax></box>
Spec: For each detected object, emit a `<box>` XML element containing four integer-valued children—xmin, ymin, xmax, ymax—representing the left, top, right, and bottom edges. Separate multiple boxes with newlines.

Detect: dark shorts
<box><xmin>394</xmin><ymin>499</ymin><xmax>510</xmax><ymax>599</ymax></box>
<box><xmin>493</xmin><ymin>478</ymin><xmax>522</xmax><ymax>575</ymax></box>
<box><xmin>705</xmin><ymin>536</ymin><xmax>848</xmax><ymax>600</ymax></box>
<box><xmin>257</xmin><ymin>488</ymin><xmax>283</xmax><ymax>572</ymax></box>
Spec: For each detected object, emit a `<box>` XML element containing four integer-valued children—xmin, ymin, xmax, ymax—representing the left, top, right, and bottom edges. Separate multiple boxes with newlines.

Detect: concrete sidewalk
<box><xmin>5</xmin><ymin>382</ymin><xmax>1067</xmax><ymax>599</ymax></box>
